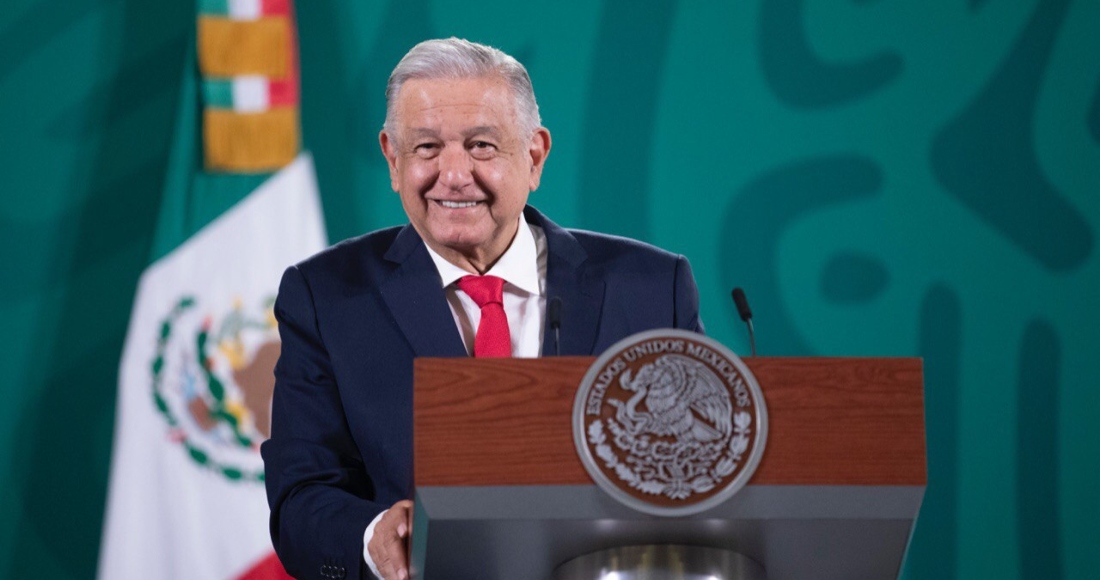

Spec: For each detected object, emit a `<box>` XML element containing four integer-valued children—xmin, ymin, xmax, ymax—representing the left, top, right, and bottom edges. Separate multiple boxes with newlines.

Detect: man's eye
<box><xmin>414</xmin><ymin>143</ymin><xmax>439</xmax><ymax>157</ymax></box>
<box><xmin>470</xmin><ymin>141</ymin><xmax>496</xmax><ymax>157</ymax></box>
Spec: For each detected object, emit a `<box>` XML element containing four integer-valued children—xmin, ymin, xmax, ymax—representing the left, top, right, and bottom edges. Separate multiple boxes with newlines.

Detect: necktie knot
<box><xmin>457</xmin><ymin>275</ymin><xmax>505</xmax><ymax>308</ymax></box>
<box><xmin>457</xmin><ymin>275</ymin><xmax>511</xmax><ymax>357</ymax></box>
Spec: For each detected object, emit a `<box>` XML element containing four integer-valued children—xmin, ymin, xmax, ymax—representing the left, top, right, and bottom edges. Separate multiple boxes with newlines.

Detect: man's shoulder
<box><xmin>297</xmin><ymin>226</ymin><xmax>404</xmax><ymax>272</ymax></box>
<box><xmin>559</xmin><ymin>227</ymin><xmax>683</xmax><ymax>276</ymax></box>
<box><xmin>290</xmin><ymin>225</ymin><xmax>405</xmax><ymax>281</ymax></box>
<box><xmin>566</xmin><ymin>228</ymin><xmax>679</xmax><ymax>260</ymax></box>
<box><xmin>526</xmin><ymin>206</ymin><xmax>682</xmax><ymax>270</ymax></box>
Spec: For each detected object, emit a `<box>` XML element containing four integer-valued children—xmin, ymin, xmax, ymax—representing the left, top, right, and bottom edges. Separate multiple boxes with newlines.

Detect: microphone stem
<box><xmin>746</xmin><ymin>319</ymin><xmax>756</xmax><ymax>357</ymax></box>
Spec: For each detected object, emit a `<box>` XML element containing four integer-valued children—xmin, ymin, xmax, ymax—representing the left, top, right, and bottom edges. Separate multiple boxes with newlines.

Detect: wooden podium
<box><xmin>411</xmin><ymin>357</ymin><xmax>925</xmax><ymax>579</ymax></box>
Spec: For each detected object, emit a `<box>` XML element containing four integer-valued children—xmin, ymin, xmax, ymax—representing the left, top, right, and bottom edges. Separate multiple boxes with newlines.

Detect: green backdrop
<box><xmin>1</xmin><ymin>1</ymin><xmax>1097</xmax><ymax>578</ymax></box>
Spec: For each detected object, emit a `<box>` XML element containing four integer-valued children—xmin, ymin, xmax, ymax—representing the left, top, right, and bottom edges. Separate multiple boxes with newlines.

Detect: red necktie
<box><xmin>457</xmin><ymin>275</ymin><xmax>511</xmax><ymax>357</ymax></box>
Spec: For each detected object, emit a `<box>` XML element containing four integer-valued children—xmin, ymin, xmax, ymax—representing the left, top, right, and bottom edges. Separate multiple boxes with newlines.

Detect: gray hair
<box><xmin>383</xmin><ymin>37</ymin><xmax>542</xmax><ymax>138</ymax></box>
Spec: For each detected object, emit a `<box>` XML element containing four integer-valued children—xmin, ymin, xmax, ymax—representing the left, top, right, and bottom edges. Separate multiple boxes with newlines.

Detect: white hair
<box><xmin>383</xmin><ymin>37</ymin><xmax>542</xmax><ymax>138</ymax></box>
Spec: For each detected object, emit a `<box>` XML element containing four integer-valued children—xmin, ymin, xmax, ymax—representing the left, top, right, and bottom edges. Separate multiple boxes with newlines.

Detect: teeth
<box><xmin>439</xmin><ymin>200</ymin><xmax>478</xmax><ymax>208</ymax></box>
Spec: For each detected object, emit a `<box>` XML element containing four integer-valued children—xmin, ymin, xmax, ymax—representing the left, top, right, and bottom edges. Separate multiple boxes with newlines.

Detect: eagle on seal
<box><xmin>612</xmin><ymin>354</ymin><xmax>733</xmax><ymax>443</ymax></box>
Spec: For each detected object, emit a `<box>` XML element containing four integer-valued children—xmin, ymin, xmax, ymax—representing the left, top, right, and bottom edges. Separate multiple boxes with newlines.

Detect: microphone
<box><xmin>548</xmin><ymin>297</ymin><xmax>563</xmax><ymax>356</ymax></box>
<box><xmin>731</xmin><ymin>288</ymin><xmax>756</xmax><ymax>357</ymax></box>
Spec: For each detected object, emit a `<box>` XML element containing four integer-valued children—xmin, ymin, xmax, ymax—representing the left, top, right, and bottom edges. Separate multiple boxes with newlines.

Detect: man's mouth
<box><xmin>436</xmin><ymin>200</ymin><xmax>481</xmax><ymax>209</ymax></box>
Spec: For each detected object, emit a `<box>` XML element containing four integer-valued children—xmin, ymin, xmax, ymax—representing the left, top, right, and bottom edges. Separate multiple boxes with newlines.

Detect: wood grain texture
<box><xmin>414</xmin><ymin>357</ymin><xmax>925</xmax><ymax>487</ymax></box>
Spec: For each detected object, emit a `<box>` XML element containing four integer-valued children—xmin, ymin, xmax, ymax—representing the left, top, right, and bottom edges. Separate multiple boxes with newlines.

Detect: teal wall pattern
<box><xmin>0</xmin><ymin>1</ymin><xmax>1097</xmax><ymax>578</ymax></box>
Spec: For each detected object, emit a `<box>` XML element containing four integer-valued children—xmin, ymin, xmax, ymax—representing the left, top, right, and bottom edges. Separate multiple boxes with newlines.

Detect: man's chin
<box><xmin>427</xmin><ymin>232</ymin><xmax>489</xmax><ymax>254</ymax></box>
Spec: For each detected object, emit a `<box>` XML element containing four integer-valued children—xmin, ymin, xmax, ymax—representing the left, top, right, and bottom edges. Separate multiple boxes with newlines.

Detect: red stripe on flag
<box><xmin>235</xmin><ymin>552</ymin><xmax>294</xmax><ymax>580</ymax></box>
<box><xmin>261</xmin><ymin>0</ymin><xmax>290</xmax><ymax>16</ymax></box>
<box><xmin>268</xmin><ymin>0</ymin><xmax>299</xmax><ymax>105</ymax></box>
<box><xmin>269</xmin><ymin>77</ymin><xmax>296</xmax><ymax>107</ymax></box>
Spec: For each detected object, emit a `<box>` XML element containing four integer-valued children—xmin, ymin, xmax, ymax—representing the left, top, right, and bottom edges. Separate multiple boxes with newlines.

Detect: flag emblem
<box><xmin>151</xmin><ymin>295</ymin><xmax>280</xmax><ymax>482</ymax></box>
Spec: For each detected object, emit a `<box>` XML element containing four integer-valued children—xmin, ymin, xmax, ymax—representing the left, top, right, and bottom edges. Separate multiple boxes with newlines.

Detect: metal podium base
<box><xmin>551</xmin><ymin>545</ymin><xmax>767</xmax><ymax>580</ymax></box>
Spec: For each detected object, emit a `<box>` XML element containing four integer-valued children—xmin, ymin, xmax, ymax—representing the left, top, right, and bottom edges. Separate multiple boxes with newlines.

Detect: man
<box><xmin>262</xmin><ymin>38</ymin><xmax>703</xmax><ymax>580</ymax></box>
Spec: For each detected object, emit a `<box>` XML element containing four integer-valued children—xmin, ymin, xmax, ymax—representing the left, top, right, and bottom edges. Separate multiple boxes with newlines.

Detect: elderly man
<box><xmin>262</xmin><ymin>38</ymin><xmax>703</xmax><ymax>579</ymax></box>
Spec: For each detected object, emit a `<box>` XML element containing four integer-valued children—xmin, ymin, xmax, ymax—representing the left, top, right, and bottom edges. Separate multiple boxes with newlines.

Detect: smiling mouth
<box><xmin>436</xmin><ymin>200</ymin><xmax>482</xmax><ymax>209</ymax></box>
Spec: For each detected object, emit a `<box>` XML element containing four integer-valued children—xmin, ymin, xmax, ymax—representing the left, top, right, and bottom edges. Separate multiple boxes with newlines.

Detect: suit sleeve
<box><xmin>673</xmin><ymin>255</ymin><xmax>705</xmax><ymax>334</ymax></box>
<box><xmin>261</xmin><ymin>265</ymin><xmax>383</xmax><ymax>580</ymax></box>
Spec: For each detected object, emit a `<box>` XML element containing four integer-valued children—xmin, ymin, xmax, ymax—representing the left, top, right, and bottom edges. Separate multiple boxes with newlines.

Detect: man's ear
<box><xmin>527</xmin><ymin>127</ymin><xmax>552</xmax><ymax>191</ymax></box>
<box><xmin>379</xmin><ymin>130</ymin><xmax>400</xmax><ymax>192</ymax></box>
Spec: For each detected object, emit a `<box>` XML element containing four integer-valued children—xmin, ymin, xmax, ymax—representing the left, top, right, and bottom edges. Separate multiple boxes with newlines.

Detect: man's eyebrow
<box><xmin>402</xmin><ymin>126</ymin><xmax>503</xmax><ymax>141</ymax></box>
<box><xmin>462</xmin><ymin>126</ymin><xmax>502</xmax><ymax>139</ymax></box>
<box><xmin>407</xmin><ymin>128</ymin><xmax>440</xmax><ymax>138</ymax></box>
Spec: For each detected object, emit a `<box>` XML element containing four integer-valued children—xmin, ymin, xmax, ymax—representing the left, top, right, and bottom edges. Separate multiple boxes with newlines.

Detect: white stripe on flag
<box><xmin>228</xmin><ymin>0</ymin><xmax>262</xmax><ymax>20</ymax></box>
<box><xmin>233</xmin><ymin>76</ymin><xmax>270</xmax><ymax>112</ymax></box>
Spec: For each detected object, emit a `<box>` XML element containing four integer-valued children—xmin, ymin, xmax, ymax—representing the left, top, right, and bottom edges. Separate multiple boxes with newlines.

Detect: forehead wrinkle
<box><xmin>398</xmin><ymin>81</ymin><xmax>517</xmax><ymax>119</ymax></box>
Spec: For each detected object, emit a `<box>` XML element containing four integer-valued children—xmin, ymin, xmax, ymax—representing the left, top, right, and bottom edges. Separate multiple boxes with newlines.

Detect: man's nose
<box><xmin>438</xmin><ymin>145</ymin><xmax>474</xmax><ymax>189</ymax></box>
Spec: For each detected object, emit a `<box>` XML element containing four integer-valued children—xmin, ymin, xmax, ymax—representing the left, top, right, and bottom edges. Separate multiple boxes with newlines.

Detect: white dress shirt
<box><xmin>426</xmin><ymin>217</ymin><xmax>547</xmax><ymax>357</ymax></box>
<box><xmin>363</xmin><ymin>216</ymin><xmax>549</xmax><ymax>576</ymax></box>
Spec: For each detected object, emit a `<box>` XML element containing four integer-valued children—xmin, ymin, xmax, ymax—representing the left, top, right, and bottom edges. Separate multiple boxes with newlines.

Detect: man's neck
<box><xmin>425</xmin><ymin>224</ymin><xmax>520</xmax><ymax>275</ymax></box>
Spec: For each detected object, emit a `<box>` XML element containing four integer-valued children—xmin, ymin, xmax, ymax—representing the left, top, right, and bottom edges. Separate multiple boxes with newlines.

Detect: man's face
<box><xmin>380</xmin><ymin>76</ymin><xmax>551</xmax><ymax>271</ymax></box>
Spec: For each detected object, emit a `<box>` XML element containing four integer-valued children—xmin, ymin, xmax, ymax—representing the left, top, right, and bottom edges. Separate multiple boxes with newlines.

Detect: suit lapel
<box><xmin>379</xmin><ymin>225</ymin><xmax>468</xmax><ymax>358</ymax></box>
<box><xmin>529</xmin><ymin>207</ymin><xmax>606</xmax><ymax>356</ymax></box>
<box><xmin>378</xmin><ymin>210</ymin><xmax>605</xmax><ymax>358</ymax></box>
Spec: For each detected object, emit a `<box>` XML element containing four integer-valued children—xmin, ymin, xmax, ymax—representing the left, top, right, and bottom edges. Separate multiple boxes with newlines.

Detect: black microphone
<box><xmin>731</xmin><ymin>288</ymin><xmax>756</xmax><ymax>357</ymax></box>
<box><xmin>548</xmin><ymin>297</ymin><xmax>563</xmax><ymax>356</ymax></box>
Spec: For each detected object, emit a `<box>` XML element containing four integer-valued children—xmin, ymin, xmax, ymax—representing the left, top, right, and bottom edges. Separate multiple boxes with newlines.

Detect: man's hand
<box><xmin>368</xmin><ymin>500</ymin><xmax>414</xmax><ymax>580</ymax></box>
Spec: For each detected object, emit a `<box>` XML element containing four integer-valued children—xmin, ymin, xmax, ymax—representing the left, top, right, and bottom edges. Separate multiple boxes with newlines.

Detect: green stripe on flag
<box><xmin>202</xmin><ymin>79</ymin><xmax>234</xmax><ymax>109</ymax></box>
<box><xmin>197</xmin><ymin>0</ymin><xmax>229</xmax><ymax>16</ymax></box>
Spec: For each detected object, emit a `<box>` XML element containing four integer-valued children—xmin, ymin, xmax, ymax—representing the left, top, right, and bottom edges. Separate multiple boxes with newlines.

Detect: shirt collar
<box><xmin>423</xmin><ymin>216</ymin><xmax>542</xmax><ymax>296</ymax></box>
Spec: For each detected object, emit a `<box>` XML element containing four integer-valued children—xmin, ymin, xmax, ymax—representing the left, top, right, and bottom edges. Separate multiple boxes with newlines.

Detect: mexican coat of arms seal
<box><xmin>573</xmin><ymin>329</ymin><xmax>768</xmax><ymax>516</ymax></box>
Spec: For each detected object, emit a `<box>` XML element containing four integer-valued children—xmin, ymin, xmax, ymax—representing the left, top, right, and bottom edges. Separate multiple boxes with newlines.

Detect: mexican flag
<box><xmin>98</xmin><ymin>154</ymin><xmax>324</xmax><ymax>580</ymax></box>
<box><xmin>98</xmin><ymin>3</ymin><xmax>323</xmax><ymax>579</ymax></box>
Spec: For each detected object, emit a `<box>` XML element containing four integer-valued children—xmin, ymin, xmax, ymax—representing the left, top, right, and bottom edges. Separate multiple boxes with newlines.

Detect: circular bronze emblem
<box><xmin>573</xmin><ymin>330</ymin><xmax>768</xmax><ymax>516</ymax></box>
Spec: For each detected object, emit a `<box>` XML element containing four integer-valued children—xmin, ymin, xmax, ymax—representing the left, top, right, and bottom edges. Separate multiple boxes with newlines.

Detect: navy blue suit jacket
<box><xmin>261</xmin><ymin>206</ymin><xmax>703</xmax><ymax>579</ymax></box>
